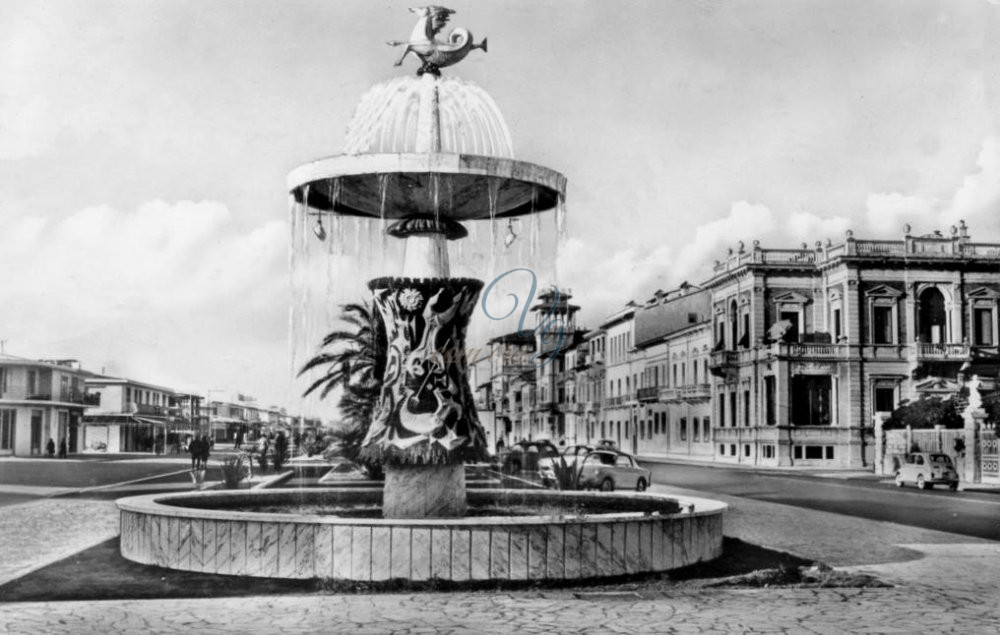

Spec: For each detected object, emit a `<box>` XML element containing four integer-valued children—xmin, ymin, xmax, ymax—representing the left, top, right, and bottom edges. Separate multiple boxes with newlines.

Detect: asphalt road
<box><xmin>641</xmin><ymin>461</ymin><xmax>1000</xmax><ymax>541</ymax></box>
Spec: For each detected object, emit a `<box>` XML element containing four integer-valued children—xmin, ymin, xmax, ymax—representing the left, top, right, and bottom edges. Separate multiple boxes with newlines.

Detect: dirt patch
<box><xmin>0</xmin><ymin>536</ymin><xmax>885</xmax><ymax>602</ymax></box>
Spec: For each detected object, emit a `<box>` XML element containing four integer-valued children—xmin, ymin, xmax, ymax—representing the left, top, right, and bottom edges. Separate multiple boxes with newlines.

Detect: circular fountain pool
<box><xmin>117</xmin><ymin>489</ymin><xmax>725</xmax><ymax>582</ymax></box>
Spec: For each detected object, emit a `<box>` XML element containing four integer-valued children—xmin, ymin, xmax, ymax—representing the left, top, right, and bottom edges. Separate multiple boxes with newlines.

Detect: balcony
<box><xmin>859</xmin><ymin>344</ymin><xmax>908</xmax><ymax>361</ymax></box>
<box><xmin>680</xmin><ymin>383</ymin><xmax>712</xmax><ymax>401</ymax></box>
<box><xmin>915</xmin><ymin>342</ymin><xmax>969</xmax><ymax>361</ymax></box>
<box><xmin>604</xmin><ymin>395</ymin><xmax>625</xmax><ymax>408</ymax></box>
<box><xmin>710</xmin><ymin>350</ymin><xmax>739</xmax><ymax>368</ymax></box>
<box><xmin>657</xmin><ymin>387</ymin><xmax>680</xmax><ymax>403</ymax></box>
<box><xmin>637</xmin><ymin>386</ymin><xmax>659</xmax><ymax>403</ymax></box>
<box><xmin>135</xmin><ymin>404</ymin><xmax>171</xmax><ymax>417</ymax></box>
<box><xmin>771</xmin><ymin>342</ymin><xmax>848</xmax><ymax>359</ymax></box>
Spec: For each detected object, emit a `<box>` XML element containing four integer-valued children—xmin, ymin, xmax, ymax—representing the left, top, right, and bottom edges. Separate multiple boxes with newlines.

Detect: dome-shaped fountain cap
<box><xmin>344</xmin><ymin>76</ymin><xmax>514</xmax><ymax>157</ymax></box>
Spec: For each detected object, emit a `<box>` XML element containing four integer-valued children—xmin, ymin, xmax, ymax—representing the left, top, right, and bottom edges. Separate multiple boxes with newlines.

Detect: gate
<box><xmin>981</xmin><ymin>427</ymin><xmax>999</xmax><ymax>482</ymax></box>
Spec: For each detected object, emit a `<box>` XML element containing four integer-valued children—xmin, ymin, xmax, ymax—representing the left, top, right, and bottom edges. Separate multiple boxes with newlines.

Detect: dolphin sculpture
<box><xmin>387</xmin><ymin>6</ymin><xmax>487</xmax><ymax>75</ymax></box>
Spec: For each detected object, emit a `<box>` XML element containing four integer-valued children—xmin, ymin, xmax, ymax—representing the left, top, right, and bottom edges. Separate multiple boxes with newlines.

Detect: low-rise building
<box><xmin>0</xmin><ymin>355</ymin><xmax>95</xmax><ymax>455</ymax></box>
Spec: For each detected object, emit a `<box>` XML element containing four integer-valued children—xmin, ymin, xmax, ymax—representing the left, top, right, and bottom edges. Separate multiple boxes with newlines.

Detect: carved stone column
<box><xmin>359</xmin><ymin>276</ymin><xmax>489</xmax><ymax>517</ymax></box>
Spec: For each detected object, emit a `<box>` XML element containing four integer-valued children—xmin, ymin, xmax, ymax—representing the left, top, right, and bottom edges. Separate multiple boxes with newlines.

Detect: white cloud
<box><xmin>943</xmin><ymin>136</ymin><xmax>1000</xmax><ymax>231</ymax></box>
<box><xmin>864</xmin><ymin>192</ymin><xmax>936</xmax><ymax>235</ymax></box>
<box><xmin>0</xmin><ymin>199</ymin><xmax>291</xmax><ymax>403</ymax></box>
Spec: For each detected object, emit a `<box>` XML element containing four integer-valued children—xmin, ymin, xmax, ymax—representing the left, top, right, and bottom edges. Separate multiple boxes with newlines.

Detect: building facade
<box><xmin>481</xmin><ymin>225</ymin><xmax>1000</xmax><ymax>470</ymax></box>
<box><xmin>0</xmin><ymin>356</ymin><xmax>95</xmax><ymax>456</ymax></box>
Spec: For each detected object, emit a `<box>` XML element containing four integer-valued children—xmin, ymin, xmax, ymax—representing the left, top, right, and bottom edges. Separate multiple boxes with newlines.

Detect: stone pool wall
<box><xmin>117</xmin><ymin>489</ymin><xmax>725</xmax><ymax>582</ymax></box>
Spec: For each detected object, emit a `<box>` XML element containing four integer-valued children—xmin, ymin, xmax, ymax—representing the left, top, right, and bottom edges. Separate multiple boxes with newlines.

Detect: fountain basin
<box><xmin>117</xmin><ymin>488</ymin><xmax>725</xmax><ymax>582</ymax></box>
<box><xmin>288</xmin><ymin>153</ymin><xmax>566</xmax><ymax>220</ymax></box>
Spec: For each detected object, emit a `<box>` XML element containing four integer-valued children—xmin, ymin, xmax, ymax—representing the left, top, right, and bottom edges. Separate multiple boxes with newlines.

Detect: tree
<box><xmin>298</xmin><ymin>302</ymin><xmax>386</xmax><ymax>479</ymax></box>
<box><xmin>884</xmin><ymin>396</ymin><xmax>964</xmax><ymax>430</ymax></box>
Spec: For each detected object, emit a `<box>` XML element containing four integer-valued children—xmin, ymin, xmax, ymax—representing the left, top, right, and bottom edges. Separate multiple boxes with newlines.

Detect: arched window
<box><xmin>918</xmin><ymin>287</ymin><xmax>947</xmax><ymax>344</ymax></box>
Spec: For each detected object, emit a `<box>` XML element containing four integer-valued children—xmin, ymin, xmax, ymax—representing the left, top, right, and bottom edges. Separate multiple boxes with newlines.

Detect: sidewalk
<box><xmin>0</xmin><ymin>481</ymin><xmax>996</xmax><ymax>632</ymax></box>
<box><xmin>638</xmin><ymin>452</ymin><xmax>882</xmax><ymax>480</ymax></box>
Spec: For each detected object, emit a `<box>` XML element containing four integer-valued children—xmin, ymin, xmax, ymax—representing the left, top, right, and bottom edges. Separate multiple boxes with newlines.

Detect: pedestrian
<box><xmin>189</xmin><ymin>436</ymin><xmax>201</xmax><ymax>470</ymax></box>
<box><xmin>258</xmin><ymin>435</ymin><xmax>270</xmax><ymax>473</ymax></box>
<box><xmin>199</xmin><ymin>435</ymin><xmax>211</xmax><ymax>469</ymax></box>
<box><xmin>273</xmin><ymin>431</ymin><xmax>288</xmax><ymax>472</ymax></box>
<box><xmin>46</xmin><ymin>438</ymin><xmax>55</xmax><ymax>457</ymax></box>
<box><xmin>58</xmin><ymin>437</ymin><xmax>67</xmax><ymax>459</ymax></box>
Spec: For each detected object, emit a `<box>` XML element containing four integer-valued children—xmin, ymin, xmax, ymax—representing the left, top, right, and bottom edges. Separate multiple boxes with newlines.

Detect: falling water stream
<box><xmin>288</xmin><ymin>74</ymin><xmax>565</xmax><ymax>424</ymax></box>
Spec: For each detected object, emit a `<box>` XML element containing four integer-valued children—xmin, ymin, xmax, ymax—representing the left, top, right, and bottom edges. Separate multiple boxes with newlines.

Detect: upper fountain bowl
<box><xmin>288</xmin><ymin>75</ymin><xmax>566</xmax><ymax>221</ymax></box>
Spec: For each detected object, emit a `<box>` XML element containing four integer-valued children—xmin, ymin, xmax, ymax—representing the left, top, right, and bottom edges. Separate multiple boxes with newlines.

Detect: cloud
<box><xmin>864</xmin><ymin>192</ymin><xmax>937</xmax><ymax>235</ymax></box>
<box><xmin>0</xmin><ymin>200</ymin><xmax>290</xmax><ymax>401</ymax></box>
<box><xmin>943</xmin><ymin>136</ymin><xmax>1000</xmax><ymax>231</ymax></box>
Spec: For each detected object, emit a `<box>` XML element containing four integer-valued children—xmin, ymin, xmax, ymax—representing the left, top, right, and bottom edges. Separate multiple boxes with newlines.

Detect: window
<box><xmin>744</xmin><ymin>444</ymin><xmax>751</xmax><ymax>457</ymax></box>
<box><xmin>0</xmin><ymin>410</ymin><xmax>14</xmax><ymax>450</ymax></box>
<box><xmin>719</xmin><ymin>392</ymin><xmax>726</xmax><ymax>427</ymax></box>
<box><xmin>693</xmin><ymin>417</ymin><xmax>700</xmax><ymax>442</ymax></box>
<box><xmin>762</xmin><ymin>445</ymin><xmax>775</xmax><ymax>459</ymax></box>
<box><xmin>974</xmin><ymin>307</ymin><xmax>994</xmax><ymax>346</ymax></box>
<box><xmin>703</xmin><ymin>417</ymin><xmax>710</xmax><ymax>441</ymax></box>
<box><xmin>730</xmin><ymin>392</ymin><xmax>737</xmax><ymax>427</ymax></box>
<box><xmin>791</xmin><ymin>376</ymin><xmax>832</xmax><ymax>426</ymax></box>
<box><xmin>719</xmin><ymin>444</ymin><xmax>725</xmax><ymax>455</ymax></box>
<box><xmin>800</xmin><ymin>445</ymin><xmax>833</xmax><ymax>460</ymax></box>
<box><xmin>833</xmin><ymin>308</ymin><xmax>842</xmax><ymax>340</ymax></box>
<box><xmin>680</xmin><ymin>417</ymin><xmax>687</xmax><ymax>441</ymax></box>
<box><xmin>793</xmin><ymin>445</ymin><xmax>802</xmax><ymax>460</ymax></box>
<box><xmin>780</xmin><ymin>311</ymin><xmax>800</xmax><ymax>343</ymax></box>
<box><xmin>874</xmin><ymin>386</ymin><xmax>895</xmax><ymax>413</ymax></box>
<box><xmin>615</xmin><ymin>454</ymin><xmax>633</xmax><ymax>468</ymax></box>
<box><xmin>0</xmin><ymin>368</ymin><xmax>7</xmax><ymax>394</ymax></box>
<box><xmin>872</xmin><ymin>305</ymin><xmax>894</xmax><ymax>344</ymax></box>
<box><xmin>729</xmin><ymin>444</ymin><xmax>736</xmax><ymax>456</ymax></box>
<box><xmin>743</xmin><ymin>390</ymin><xmax>750</xmax><ymax>427</ymax></box>
<box><xmin>765</xmin><ymin>376</ymin><xmax>776</xmax><ymax>425</ymax></box>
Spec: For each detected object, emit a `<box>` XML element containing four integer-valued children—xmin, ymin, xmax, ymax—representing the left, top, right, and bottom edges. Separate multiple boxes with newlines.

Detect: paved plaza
<box><xmin>0</xmin><ymin>475</ymin><xmax>997</xmax><ymax>633</ymax></box>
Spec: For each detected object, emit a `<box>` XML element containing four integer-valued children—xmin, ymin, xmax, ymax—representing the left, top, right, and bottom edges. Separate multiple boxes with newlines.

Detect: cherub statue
<box><xmin>387</xmin><ymin>6</ymin><xmax>487</xmax><ymax>75</ymax></box>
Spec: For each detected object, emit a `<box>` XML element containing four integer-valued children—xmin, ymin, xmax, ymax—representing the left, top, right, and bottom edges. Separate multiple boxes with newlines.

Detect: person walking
<box><xmin>189</xmin><ymin>436</ymin><xmax>201</xmax><ymax>470</ymax></box>
<box><xmin>58</xmin><ymin>437</ymin><xmax>67</xmax><ymax>459</ymax></box>
<box><xmin>198</xmin><ymin>435</ymin><xmax>211</xmax><ymax>469</ymax></box>
<box><xmin>46</xmin><ymin>438</ymin><xmax>55</xmax><ymax>458</ymax></box>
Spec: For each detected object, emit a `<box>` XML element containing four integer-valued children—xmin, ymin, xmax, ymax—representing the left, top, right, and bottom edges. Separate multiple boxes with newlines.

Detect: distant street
<box><xmin>641</xmin><ymin>460</ymin><xmax>1000</xmax><ymax>541</ymax></box>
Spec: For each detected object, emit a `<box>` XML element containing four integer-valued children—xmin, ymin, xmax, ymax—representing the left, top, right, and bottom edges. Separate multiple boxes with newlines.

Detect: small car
<box><xmin>895</xmin><ymin>452</ymin><xmax>959</xmax><ymax>491</ymax></box>
<box><xmin>577</xmin><ymin>449</ymin><xmax>651</xmax><ymax>492</ymax></box>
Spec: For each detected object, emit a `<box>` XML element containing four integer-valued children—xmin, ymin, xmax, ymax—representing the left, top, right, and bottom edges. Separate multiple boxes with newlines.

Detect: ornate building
<box><xmin>481</xmin><ymin>224</ymin><xmax>1000</xmax><ymax>470</ymax></box>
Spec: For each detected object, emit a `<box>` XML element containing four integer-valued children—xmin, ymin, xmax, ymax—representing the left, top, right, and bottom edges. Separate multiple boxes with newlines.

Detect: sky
<box><xmin>1</xmin><ymin>0</ymin><xmax>999</xmax><ymax>415</ymax></box>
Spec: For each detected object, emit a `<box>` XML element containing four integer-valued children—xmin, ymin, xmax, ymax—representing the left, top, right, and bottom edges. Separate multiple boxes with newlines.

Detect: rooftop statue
<box><xmin>387</xmin><ymin>6</ymin><xmax>487</xmax><ymax>75</ymax></box>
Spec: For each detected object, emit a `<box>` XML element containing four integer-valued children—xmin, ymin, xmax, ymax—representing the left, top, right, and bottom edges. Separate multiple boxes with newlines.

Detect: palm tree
<box><xmin>299</xmin><ymin>302</ymin><xmax>385</xmax><ymax>477</ymax></box>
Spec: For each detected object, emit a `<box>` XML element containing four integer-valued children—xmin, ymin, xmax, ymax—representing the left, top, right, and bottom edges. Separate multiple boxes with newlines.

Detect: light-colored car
<box><xmin>578</xmin><ymin>449</ymin><xmax>651</xmax><ymax>492</ymax></box>
<box><xmin>895</xmin><ymin>452</ymin><xmax>959</xmax><ymax>491</ymax></box>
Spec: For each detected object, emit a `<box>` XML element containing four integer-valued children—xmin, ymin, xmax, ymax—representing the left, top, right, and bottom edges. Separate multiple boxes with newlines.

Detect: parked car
<box><xmin>538</xmin><ymin>445</ymin><xmax>593</xmax><ymax>489</ymax></box>
<box><xmin>895</xmin><ymin>452</ymin><xmax>959</xmax><ymax>491</ymax></box>
<box><xmin>577</xmin><ymin>449</ymin><xmax>651</xmax><ymax>492</ymax></box>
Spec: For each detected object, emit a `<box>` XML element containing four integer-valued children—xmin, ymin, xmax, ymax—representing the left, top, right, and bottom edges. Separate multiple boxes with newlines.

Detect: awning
<box><xmin>83</xmin><ymin>414</ymin><xmax>169</xmax><ymax>427</ymax></box>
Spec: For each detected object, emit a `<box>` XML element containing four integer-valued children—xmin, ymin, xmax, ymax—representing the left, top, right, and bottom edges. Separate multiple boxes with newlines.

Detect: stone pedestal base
<box><xmin>383</xmin><ymin>463</ymin><xmax>467</xmax><ymax>518</ymax></box>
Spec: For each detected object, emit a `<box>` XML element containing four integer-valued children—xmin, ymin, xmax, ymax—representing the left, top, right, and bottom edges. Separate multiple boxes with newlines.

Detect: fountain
<box><xmin>117</xmin><ymin>7</ymin><xmax>725</xmax><ymax>582</ymax></box>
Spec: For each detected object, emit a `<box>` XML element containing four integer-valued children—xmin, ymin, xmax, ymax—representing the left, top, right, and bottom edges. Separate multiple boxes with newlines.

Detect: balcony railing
<box><xmin>637</xmin><ymin>386</ymin><xmax>659</xmax><ymax>402</ymax></box>
<box><xmin>658</xmin><ymin>387</ymin><xmax>680</xmax><ymax>402</ymax></box>
<box><xmin>771</xmin><ymin>342</ymin><xmax>848</xmax><ymax>359</ymax></box>
<box><xmin>680</xmin><ymin>383</ymin><xmax>712</xmax><ymax>401</ymax></box>
<box><xmin>710</xmin><ymin>350</ymin><xmax>739</xmax><ymax>367</ymax></box>
<box><xmin>915</xmin><ymin>342</ymin><xmax>969</xmax><ymax>360</ymax></box>
<box><xmin>604</xmin><ymin>395</ymin><xmax>625</xmax><ymax>408</ymax></box>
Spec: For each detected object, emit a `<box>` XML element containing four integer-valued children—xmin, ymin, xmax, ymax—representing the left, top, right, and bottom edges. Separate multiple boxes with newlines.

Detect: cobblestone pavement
<box><xmin>0</xmin><ymin>482</ymin><xmax>997</xmax><ymax>632</ymax></box>
<box><xmin>1</xmin><ymin>567</ymin><xmax>999</xmax><ymax>634</ymax></box>
<box><xmin>0</xmin><ymin>499</ymin><xmax>118</xmax><ymax>586</ymax></box>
